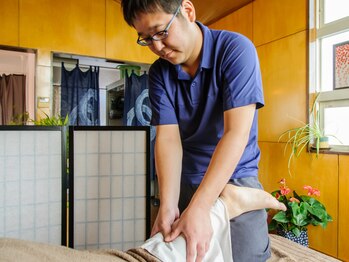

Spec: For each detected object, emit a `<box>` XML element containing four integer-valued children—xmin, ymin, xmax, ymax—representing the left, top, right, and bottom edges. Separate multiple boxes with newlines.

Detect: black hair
<box><xmin>121</xmin><ymin>0</ymin><xmax>181</xmax><ymax>26</ymax></box>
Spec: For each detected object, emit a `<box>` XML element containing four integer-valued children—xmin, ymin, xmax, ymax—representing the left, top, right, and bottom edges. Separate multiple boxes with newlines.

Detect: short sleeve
<box><xmin>148</xmin><ymin>62</ymin><xmax>178</xmax><ymax>125</ymax></box>
<box><xmin>221</xmin><ymin>33</ymin><xmax>264</xmax><ymax>111</ymax></box>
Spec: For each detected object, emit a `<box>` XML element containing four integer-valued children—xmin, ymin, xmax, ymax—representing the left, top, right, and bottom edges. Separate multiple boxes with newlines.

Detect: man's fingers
<box><xmin>164</xmin><ymin>226</ymin><xmax>180</xmax><ymax>242</ymax></box>
<box><xmin>161</xmin><ymin>225</ymin><xmax>173</xmax><ymax>240</ymax></box>
<box><xmin>150</xmin><ymin>221</ymin><xmax>171</xmax><ymax>238</ymax></box>
<box><xmin>150</xmin><ymin>225</ymin><xmax>159</xmax><ymax>237</ymax></box>
<box><xmin>195</xmin><ymin>243</ymin><xmax>207</xmax><ymax>262</ymax></box>
<box><xmin>184</xmin><ymin>238</ymin><xmax>209</xmax><ymax>262</ymax></box>
<box><xmin>186</xmin><ymin>237</ymin><xmax>196</xmax><ymax>262</ymax></box>
<box><xmin>163</xmin><ymin>219</ymin><xmax>180</xmax><ymax>242</ymax></box>
<box><xmin>205</xmin><ymin>241</ymin><xmax>210</xmax><ymax>254</ymax></box>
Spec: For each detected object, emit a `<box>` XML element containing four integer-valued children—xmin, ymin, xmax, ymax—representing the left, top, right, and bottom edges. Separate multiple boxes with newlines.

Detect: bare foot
<box><xmin>219</xmin><ymin>184</ymin><xmax>287</xmax><ymax>219</ymax></box>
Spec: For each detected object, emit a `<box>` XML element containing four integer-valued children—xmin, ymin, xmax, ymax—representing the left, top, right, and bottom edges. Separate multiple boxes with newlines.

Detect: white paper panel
<box><xmin>73</xmin><ymin>129</ymin><xmax>148</xmax><ymax>250</ymax></box>
<box><xmin>0</xmin><ymin>129</ymin><xmax>63</xmax><ymax>245</ymax></box>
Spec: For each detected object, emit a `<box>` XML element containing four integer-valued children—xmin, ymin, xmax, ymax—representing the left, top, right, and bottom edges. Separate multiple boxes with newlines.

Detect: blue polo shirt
<box><xmin>149</xmin><ymin>22</ymin><xmax>264</xmax><ymax>184</ymax></box>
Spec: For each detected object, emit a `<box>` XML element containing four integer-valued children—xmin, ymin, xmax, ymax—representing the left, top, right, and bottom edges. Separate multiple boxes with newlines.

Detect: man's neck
<box><xmin>181</xmin><ymin>24</ymin><xmax>203</xmax><ymax>78</ymax></box>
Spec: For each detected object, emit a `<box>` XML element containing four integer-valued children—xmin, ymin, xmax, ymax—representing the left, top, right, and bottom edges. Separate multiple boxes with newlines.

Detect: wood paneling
<box><xmin>105</xmin><ymin>0</ymin><xmax>156</xmax><ymax>64</ymax></box>
<box><xmin>0</xmin><ymin>0</ymin><xmax>19</xmax><ymax>46</ymax></box>
<box><xmin>192</xmin><ymin>0</ymin><xmax>252</xmax><ymax>25</ymax></box>
<box><xmin>19</xmin><ymin>0</ymin><xmax>106</xmax><ymax>57</ymax></box>
<box><xmin>253</xmin><ymin>0</ymin><xmax>307</xmax><ymax>46</ymax></box>
<box><xmin>209</xmin><ymin>4</ymin><xmax>253</xmax><ymax>41</ymax></box>
<box><xmin>0</xmin><ymin>0</ymin><xmax>157</xmax><ymax>64</ymax></box>
<box><xmin>259</xmin><ymin>142</ymin><xmax>338</xmax><ymax>257</ymax></box>
<box><xmin>113</xmin><ymin>0</ymin><xmax>252</xmax><ymax>26</ymax></box>
<box><xmin>257</xmin><ymin>31</ymin><xmax>307</xmax><ymax>142</ymax></box>
<box><xmin>338</xmin><ymin>155</ymin><xmax>349</xmax><ymax>261</ymax></box>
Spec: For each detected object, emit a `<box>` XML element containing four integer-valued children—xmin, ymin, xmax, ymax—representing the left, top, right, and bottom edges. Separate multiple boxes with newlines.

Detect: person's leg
<box><xmin>179</xmin><ymin>181</ymin><xmax>285</xmax><ymax>219</ymax></box>
<box><xmin>229</xmin><ymin>177</ymin><xmax>272</xmax><ymax>262</ymax></box>
<box><xmin>144</xmin><ymin>180</ymin><xmax>285</xmax><ymax>262</ymax></box>
<box><xmin>220</xmin><ymin>183</ymin><xmax>286</xmax><ymax>219</ymax></box>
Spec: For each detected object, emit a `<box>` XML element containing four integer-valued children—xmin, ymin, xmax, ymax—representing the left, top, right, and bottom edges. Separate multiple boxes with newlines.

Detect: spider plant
<box><xmin>279</xmin><ymin>120</ymin><xmax>325</xmax><ymax>174</ymax></box>
<box><xmin>279</xmin><ymin>93</ymin><xmax>338</xmax><ymax>174</ymax></box>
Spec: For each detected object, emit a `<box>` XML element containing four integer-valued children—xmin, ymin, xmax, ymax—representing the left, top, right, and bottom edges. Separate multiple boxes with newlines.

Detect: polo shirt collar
<box><xmin>197</xmin><ymin>21</ymin><xmax>214</xmax><ymax>70</ymax></box>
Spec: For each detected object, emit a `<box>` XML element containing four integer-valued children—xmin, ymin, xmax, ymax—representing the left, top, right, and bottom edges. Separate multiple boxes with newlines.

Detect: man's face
<box><xmin>133</xmin><ymin>9</ymin><xmax>192</xmax><ymax>65</ymax></box>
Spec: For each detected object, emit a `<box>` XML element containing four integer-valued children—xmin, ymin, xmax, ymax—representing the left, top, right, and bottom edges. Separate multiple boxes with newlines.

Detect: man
<box><xmin>121</xmin><ymin>1</ymin><xmax>267</xmax><ymax>261</ymax></box>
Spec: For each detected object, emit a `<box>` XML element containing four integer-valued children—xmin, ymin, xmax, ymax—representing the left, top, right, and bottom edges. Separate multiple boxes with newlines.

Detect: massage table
<box><xmin>0</xmin><ymin>234</ymin><xmax>340</xmax><ymax>262</ymax></box>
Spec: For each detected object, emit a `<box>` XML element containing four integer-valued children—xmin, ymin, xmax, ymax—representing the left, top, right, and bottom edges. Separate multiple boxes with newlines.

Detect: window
<box><xmin>312</xmin><ymin>0</ymin><xmax>349</xmax><ymax>152</ymax></box>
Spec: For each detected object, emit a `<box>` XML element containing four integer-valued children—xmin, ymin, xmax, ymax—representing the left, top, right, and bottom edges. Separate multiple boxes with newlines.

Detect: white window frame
<box><xmin>312</xmin><ymin>0</ymin><xmax>349</xmax><ymax>152</ymax></box>
<box><xmin>318</xmin><ymin>90</ymin><xmax>349</xmax><ymax>152</ymax></box>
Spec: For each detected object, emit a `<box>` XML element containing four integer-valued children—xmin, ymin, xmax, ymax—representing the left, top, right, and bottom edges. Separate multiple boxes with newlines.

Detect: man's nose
<box><xmin>151</xmin><ymin>40</ymin><xmax>165</xmax><ymax>52</ymax></box>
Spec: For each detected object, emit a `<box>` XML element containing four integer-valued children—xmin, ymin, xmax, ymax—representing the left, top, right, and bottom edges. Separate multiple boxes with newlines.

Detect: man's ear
<box><xmin>181</xmin><ymin>0</ymin><xmax>196</xmax><ymax>22</ymax></box>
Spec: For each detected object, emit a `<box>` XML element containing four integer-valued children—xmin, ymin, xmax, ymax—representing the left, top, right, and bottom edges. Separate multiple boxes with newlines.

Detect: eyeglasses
<box><xmin>137</xmin><ymin>4</ymin><xmax>181</xmax><ymax>46</ymax></box>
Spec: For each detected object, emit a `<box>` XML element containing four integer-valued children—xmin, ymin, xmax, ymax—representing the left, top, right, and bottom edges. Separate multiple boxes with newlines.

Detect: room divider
<box><xmin>0</xmin><ymin>126</ymin><xmax>151</xmax><ymax>250</ymax></box>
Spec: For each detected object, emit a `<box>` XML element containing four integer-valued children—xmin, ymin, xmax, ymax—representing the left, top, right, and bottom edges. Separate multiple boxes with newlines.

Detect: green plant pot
<box><xmin>319</xmin><ymin>136</ymin><xmax>330</xmax><ymax>148</ymax></box>
<box><xmin>312</xmin><ymin>136</ymin><xmax>330</xmax><ymax>149</ymax></box>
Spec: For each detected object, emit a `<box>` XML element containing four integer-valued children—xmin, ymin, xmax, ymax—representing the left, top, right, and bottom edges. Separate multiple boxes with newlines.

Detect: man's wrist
<box><xmin>188</xmin><ymin>194</ymin><xmax>213</xmax><ymax>212</ymax></box>
<box><xmin>158</xmin><ymin>198</ymin><xmax>178</xmax><ymax>211</ymax></box>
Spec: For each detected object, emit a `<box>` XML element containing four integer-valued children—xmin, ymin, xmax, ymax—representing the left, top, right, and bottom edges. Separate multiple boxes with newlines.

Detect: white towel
<box><xmin>141</xmin><ymin>198</ymin><xmax>233</xmax><ymax>262</ymax></box>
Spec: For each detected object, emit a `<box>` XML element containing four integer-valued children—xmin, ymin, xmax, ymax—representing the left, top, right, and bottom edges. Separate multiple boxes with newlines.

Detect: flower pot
<box><xmin>311</xmin><ymin>136</ymin><xmax>330</xmax><ymax>149</ymax></box>
<box><xmin>276</xmin><ymin>228</ymin><xmax>309</xmax><ymax>247</ymax></box>
<box><xmin>318</xmin><ymin>136</ymin><xmax>330</xmax><ymax>149</ymax></box>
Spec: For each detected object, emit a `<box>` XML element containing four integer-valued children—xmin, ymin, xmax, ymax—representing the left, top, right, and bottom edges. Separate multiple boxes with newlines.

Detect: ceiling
<box><xmin>115</xmin><ymin>0</ymin><xmax>253</xmax><ymax>25</ymax></box>
<box><xmin>192</xmin><ymin>0</ymin><xmax>253</xmax><ymax>24</ymax></box>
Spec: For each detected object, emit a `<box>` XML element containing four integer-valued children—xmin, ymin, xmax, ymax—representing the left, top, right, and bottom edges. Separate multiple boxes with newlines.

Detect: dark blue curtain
<box><xmin>61</xmin><ymin>63</ymin><xmax>100</xmax><ymax>126</ymax></box>
<box><xmin>123</xmin><ymin>73</ymin><xmax>149</xmax><ymax>125</ymax></box>
<box><xmin>123</xmin><ymin>72</ymin><xmax>156</xmax><ymax>179</ymax></box>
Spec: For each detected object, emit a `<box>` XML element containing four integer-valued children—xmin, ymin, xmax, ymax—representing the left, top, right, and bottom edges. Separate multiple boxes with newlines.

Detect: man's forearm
<box><xmin>190</xmin><ymin>130</ymin><xmax>248</xmax><ymax>210</ymax></box>
<box><xmin>155</xmin><ymin>125</ymin><xmax>183</xmax><ymax>210</ymax></box>
<box><xmin>189</xmin><ymin>105</ymin><xmax>256</xmax><ymax>211</ymax></box>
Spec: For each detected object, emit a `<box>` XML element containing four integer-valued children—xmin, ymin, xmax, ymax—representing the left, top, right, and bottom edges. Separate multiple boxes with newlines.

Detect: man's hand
<box><xmin>166</xmin><ymin>205</ymin><xmax>213</xmax><ymax>262</ymax></box>
<box><xmin>151</xmin><ymin>206</ymin><xmax>180</xmax><ymax>239</ymax></box>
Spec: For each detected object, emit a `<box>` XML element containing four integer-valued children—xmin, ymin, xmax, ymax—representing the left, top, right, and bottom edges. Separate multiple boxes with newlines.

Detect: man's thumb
<box><xmin>164</xmin><ymin>226</ymin><xmax>180</xmax><ymax>242</ymax></box>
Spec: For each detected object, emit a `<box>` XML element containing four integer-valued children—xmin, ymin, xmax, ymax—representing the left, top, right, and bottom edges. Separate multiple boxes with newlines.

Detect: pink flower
<box><xmin>290</xmin><ymin>197</ymin><xmax>300</xmax><ymax>203</ymax></box>
<box><xmin>280</xmin><ymin>186</ymin><xmax>291</xmax><ymax>196</ymax></box>
<box><xmin>303</xmin><ymin>185</ymin><xmax>321</xmax><ymax>196</ymax></box>
<box><xmin>278</xmin><ymin>178</ymin><xmax>291</xmax><ymax>196</ymax></box>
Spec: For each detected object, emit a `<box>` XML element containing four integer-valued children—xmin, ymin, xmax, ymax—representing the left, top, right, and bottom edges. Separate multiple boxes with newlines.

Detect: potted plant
<box><xmin>29</xmin><ymin>112</ymin><xmax>69</xmax><ymax>126</ymax></box>
<box><xmin>268</xmin><ymin>178</ymin><xmax>332</xmax><ymax>247</ymax></box>
<box><xmin>279</xmin><ymin>93</ymin><xmax>339</xmax><ymax>174</ymax></box>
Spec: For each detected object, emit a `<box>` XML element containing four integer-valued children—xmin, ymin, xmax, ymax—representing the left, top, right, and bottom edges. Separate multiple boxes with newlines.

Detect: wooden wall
<box><xmin>0</xmin><ymin>0</ymin><xmax>156</xmax><ymax>118</ymax></box>
<box><xmin>0</xmin><ymin>0</ymin><xmax>156</xmax><ymax>64</ymax></box>
<box><xmin>1</xmin><ymin>0</ymin><xmax>348</xmax><ymax>260</ymax></box>
<box><xmin>210</xmin><ymin>0</ymin><xmax>348</xmax><ymax>260</ymax></box>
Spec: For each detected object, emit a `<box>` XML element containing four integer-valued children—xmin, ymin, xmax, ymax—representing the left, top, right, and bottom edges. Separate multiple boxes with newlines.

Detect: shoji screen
<box><xmin>0</xmin><ymin>126</ymin><xmax>67</xmax><ymax>245</ymax></box>
<box><xmin>69</xmin><ymin>127</ymin><xmax>150</xmax><ymax>250</ymax></box>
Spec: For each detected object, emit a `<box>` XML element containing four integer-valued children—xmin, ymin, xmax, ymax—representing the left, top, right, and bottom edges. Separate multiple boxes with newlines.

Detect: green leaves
<box><xmin>273</xmin><ymin>211</ymin><xmax>289</xmax><ymax>224</ymax></box>
<box><xmin>290</xmin><ymin>202</ymin><xmax>309</xmax><ymax>227</ymax></box>
<box><xmin>279</xmin><ymin>123</ymin><xmax>319</xmax><ymax>175</ymax></box>
<box><xmin>30</xmin><ymin>112</ymin><xmax>69</xmax><ymax>126</ymax></box>
<box><xmin>268</xmin><ymin>190</ymin><xmax>332</xmax><ymax>235</ymax></box>
<box><xmin>291</xmin><ymin>227</ymin><xmax>302</xmax><ymax>237</ymax></box>
<box><xmin>10</xmin><ymin>111</ymin><xmax>69</xmax><ymax>126</ymax></box>
<box><xmin>279</xmin><ymin>93</ymin><xmax>342</xmax><ymax>175</ymax></box>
